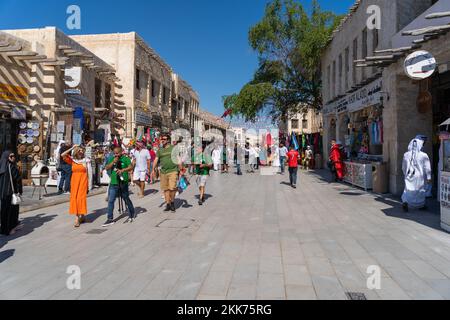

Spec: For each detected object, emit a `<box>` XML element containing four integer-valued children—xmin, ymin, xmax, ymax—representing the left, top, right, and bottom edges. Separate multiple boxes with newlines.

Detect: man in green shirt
<box><xmin>102</xmin><ymin>146</ymin><xmax>135</xmax><ymax>227</ymax></box>
<box><xmin>193</xmin><ymin>144</ymin><xmax>213</xmax><ymax>206</ymax></box>
<box><xmin>152</xmin><ymin>134</ymin><xmax>183</xmax><ymax>212</ymax></box>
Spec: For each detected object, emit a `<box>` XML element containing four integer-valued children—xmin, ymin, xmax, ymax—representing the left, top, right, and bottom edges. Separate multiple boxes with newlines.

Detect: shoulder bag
<box><xmin>8</xmin><ymin>164</ymin><xmax>22</xmax><ymax>206</ymax></box>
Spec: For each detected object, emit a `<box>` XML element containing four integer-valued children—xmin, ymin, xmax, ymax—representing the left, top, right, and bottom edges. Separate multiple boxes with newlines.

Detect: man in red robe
<box><xmin>329</xmin><ymin>140</ymin><xmax>345</xmax><ymax>182</ymax></box>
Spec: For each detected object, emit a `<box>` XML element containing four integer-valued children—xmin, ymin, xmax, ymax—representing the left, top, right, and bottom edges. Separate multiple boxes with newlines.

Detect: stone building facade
<box><xmin>1</xmin><ymin>27</ymin><xmax>117</xmax><ymax>179</ymax></box>
<box><xmin>321</xmin><ymin>0</ymin><xmax>436</xmax><ymax>194</ymax></box>
<box><xmin>280</xmin><ymin>108</ymin><xmax>323</xmax><ymax>135</ymax></box>
<box><xmin>71</xmin><ymin>32</ymin><xmax>177</xmax><ymax>137</ymax></box>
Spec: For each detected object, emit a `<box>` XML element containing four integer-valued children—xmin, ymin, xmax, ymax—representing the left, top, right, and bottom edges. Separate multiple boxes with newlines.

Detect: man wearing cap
<box><xmin>131</xmin><ymin>141</ymin><xmax>151</xmax><ymax>198</ymax></box>
<box><xmin>401</xmin><ymin>135</ymin><xmax>432</xmax><ymax>212</ymax></box>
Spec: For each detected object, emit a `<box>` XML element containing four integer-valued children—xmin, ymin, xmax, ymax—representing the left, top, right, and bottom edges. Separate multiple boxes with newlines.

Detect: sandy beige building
<box><xmin>1</xmin><ymin>27</ymin><xmax>117</xmax><ymax>179</ymax></box>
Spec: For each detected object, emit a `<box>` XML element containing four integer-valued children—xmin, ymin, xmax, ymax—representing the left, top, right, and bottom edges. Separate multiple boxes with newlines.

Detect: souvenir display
<box><xmin>26</xmin><ymin>136</ymin><xmax>34</xmax><ymax>144</ymax></box>
<box><xmin>20</xmin><ymin>122</ymin><xmax>27</xmax><ymax>129</ymax></box>
<box><xmin>31</xmin><ymin>122</ymin><xmax>40</xmax><ymax>130</ymax></box>
<box><xmin>33</xmin><ymin>130</ymin><xmax>40</xmax><ymax>137</ymax></box>
<box><xmin>33</xmin><ymin>145</ymin><xmax>41</xmax><ymax>153</ymax></box>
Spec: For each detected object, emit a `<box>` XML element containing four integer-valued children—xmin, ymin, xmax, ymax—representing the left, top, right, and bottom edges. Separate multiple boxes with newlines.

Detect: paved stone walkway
<box><xmin>0</xmin><ymin>169</ymin><xmax>449</xmax><ymax>300</ymax></box>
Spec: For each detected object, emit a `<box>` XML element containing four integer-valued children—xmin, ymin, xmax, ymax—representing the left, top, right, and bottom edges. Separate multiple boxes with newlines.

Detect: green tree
<box><xmin>223</xmin><ymin>0</ymin><xmax>342</xmax><ymax>122</ymax></box>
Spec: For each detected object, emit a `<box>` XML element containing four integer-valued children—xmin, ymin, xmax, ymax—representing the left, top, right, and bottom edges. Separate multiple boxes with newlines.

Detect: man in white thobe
<box><xmin>402</xmin><ymin>136</ymin><xmax>432</xmax><ymax>212</ymax></box>
<box><xmin>212</xmin><ymin>147</ymin><xmax>221</xmax><ymax>171</ymax></box>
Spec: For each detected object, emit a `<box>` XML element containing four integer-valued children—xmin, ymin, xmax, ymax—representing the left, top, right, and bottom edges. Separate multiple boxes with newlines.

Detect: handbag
<box><xmin>8</xmin><ymin>164</ymin><xmax>22</xmax><ymax>206</ymax></box>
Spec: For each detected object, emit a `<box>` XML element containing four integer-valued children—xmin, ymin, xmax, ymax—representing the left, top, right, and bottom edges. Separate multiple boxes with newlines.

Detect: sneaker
<box><xmin>164</xmin><ymin>204</ymin><xmax>171</xmax><ymax>212</ymax></box>
<box><xmin>170</xmin><ymin>202</ymin><xmax>176</xmax><ymax>212</ymax></box>
<box><xmin>123</xmin><ymin>217</ymin><xmax>134</xmax><ymax>224</ymax></box>
<box><xmin>64</xmin><ymin>191</ymin><xmax>70</xmax><ymax>195</ymax></box>
<box><xmin>198</xmin><ymin>199</ymin><xmax>203</xmax><ymax>206</ymax></box>
<box><xmin>102</xmin><ymin>219</ymin><xmax>115</xmax><ymax>227</ymax></box>
<box><xmin>292</xmin><ymin>185</ymin><xmax>297</xmax><ymax>189</ymax></box>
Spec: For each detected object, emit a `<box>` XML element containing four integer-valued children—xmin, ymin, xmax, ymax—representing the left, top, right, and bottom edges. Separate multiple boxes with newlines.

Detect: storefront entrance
<box><xmin>432</xmin><ymin>71</ymin><xmax>450</xmax><ymax>194</ymax></box>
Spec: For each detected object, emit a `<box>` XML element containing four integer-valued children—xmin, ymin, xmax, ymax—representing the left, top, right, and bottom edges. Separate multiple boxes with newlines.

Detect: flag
<box><xmin>291</xmin><ymin>133</ymin><xmax>299</xmax><ymax>151</ymax></box>
<box><xmin>221</xmin><ymin>109</ymin><xmax>232</xmax><ymax>118</ymax></box>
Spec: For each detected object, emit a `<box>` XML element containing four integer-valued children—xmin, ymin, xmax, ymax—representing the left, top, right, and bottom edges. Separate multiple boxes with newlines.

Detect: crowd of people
<box><xmin>0</xmin><ymin>133</ymin><xmax>434</xmax><ymax>235</ymax></box>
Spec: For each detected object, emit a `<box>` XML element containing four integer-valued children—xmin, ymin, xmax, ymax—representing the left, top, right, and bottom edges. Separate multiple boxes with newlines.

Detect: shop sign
<box><xmin>0</xmin><ymin>83</ymin><xmax>28</xmax><ymax>104</ymax></box>
<box><xmin>135</xmin><ymin>110</ymin><xmax>152</xmax><ymax>126</ymax></box>
<box><xmin>404</xmin><ymin>50</ymin><xmax>436</xmax><ymax>80</ymax></box>
<box><xmin>64</xmin><ymin>67</ymin><xmax>82</xmax><ymax>88</ymax></box>
<box><xmin>11</xmin><ymin>106</ymin><xmax>27</xmax><ymax>120</ymax></box>
<box><xmin>323</xmin><ymin>79</ymin><xmax>382</xmax><ymax>115</ymax></box>
<box><xmin>64</xmin><ymin>89</ymin><xmax>81</xmax><ymax>95</ymax></box>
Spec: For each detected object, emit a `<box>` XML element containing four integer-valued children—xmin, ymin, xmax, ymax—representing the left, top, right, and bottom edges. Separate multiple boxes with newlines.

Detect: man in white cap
<box><xmin>401</xmin><ymin>135</ymin><xmax>432</xmax><ymax>212</ymax></box>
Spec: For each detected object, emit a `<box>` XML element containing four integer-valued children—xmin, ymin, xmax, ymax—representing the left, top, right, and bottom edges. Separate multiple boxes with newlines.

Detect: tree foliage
<box><xmin>223</xmin><ymin>0</ymin><xmax>342</xmax><ymax>122</ymax></box>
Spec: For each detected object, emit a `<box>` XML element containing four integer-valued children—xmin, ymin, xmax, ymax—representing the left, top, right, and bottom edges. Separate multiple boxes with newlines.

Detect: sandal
<box><xmin>74</xmin><ymin>217</ymin><xmax>81</xmax><ymax>228</ymax></box>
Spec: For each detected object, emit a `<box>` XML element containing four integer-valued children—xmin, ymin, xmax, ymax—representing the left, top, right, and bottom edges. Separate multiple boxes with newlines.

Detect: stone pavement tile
<box><xmin>259</xmin><ymin>256</ymin><xmax>283</xmax><ymax>274</ymax></box>
<box><xmin>283</xmin><ymin>265</ymin><xmax>313</xmax><ymax>287</ymax></box>
<box><xmin>306</xmin><ymin>257</ymin><xmax>335</xmax><ymax>277</ymax></box>
<box><xmin>209</xmin><ymin>254</ymin><xmax>239</xmax><ymax>273</ymax></box>
<box><xmin>352</xmin><ymin>258</ymin><xmax>391</xmax><ymax>279</ymax></box>
<box><xmin>256</xmin><ymin>273</ymin><xmax>285</xmax><ymax>300</ymax></box>
<box><xmin>375</xmin><ymin>277</ymin><xmax>411</xmax><ymax>300</ymax></box>
<box><xmin>333</xmin><ymin>263</ymin><xmax>368</xmax><ymax>291</ymax></box>
<box><xmin>199</xmin><ymin>271</ymin><xmax>233</xmax><ymax>297</ymax></box>
<box><xmin>281</xmin><ymin>247</ymin><xmax>305</xmax><ymax>265</ymax></box>
<box><xmin>384</xmin><ymin>266</ymin><xmax>444</xmax><ymax>300</ymax></box>
<box><xmin>401</xmin><ymin>259</ymin><xmax>447</xmax><ymax>280</ymax></box>
<box><xmin>426</xmin><ymin>279</ymin><xmax>450</xmax><ymax>299</ymax></box>
<box><xmin>226</xmin><ymin>284</ymin><xmax>257</xmax><ymax>300</ymax></box>
<box><xmin>335</xmin><ymin>237</ymin><xmax>372</xmax><ymax>260</ymax></box>
<box><xmin>320</xmin><ymin>240</ymin><xmax>353</xmax><ymax>265</ymax></box>
<box><xmin>310</xmin><ymin>275</ymin><xmax>347</xmax><ymax>300</ymax></box>
<box><xmin>197</xmin><ymin>294</ymin><xmax>226</xmax><ymax>300</ymax></box>
<box><xmin>285</xmin><ymin>285</ymin><xmax>317</xmax><ymax>300</ymax></box>
<box><xmin>260</xmin><ymin>243</ymin><xmax>282</xmax><ymax>258</ymax></box>
<box><xmin>230</xmin><ymin>263</ymin><xmax>258</xmax><ymax>285</ymax></box>
<box><xmin>301</xmin><ymin>242</ymin><xmax>326</xmax><ymax>258</ymax></box>
<box><xmin>167</xmin><ymin>281</ymin><xmax>203</xmax><ymax>300</ymax></box>
<box><xmin>137</xmin><ymin>269</ymin><xmax>183</xmax><ymax>300</ymax></box>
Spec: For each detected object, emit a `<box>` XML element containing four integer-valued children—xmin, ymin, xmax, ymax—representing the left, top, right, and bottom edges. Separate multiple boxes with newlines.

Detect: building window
<box><xmin>345</xmin><ymin>47</ymin><xmax>349</xmax><ymax>91</ymax></box>
<box><xmin>372</xmin><ymin>28</ymin><xmax>379</xmax><ymax>52</ymax></box>
<box><xmin>362</xmin><ymin>28</ymin><xmax>368</xmax><ymax>80</ymax></box>
<box><xmin>291</xmin><ymin>119</ymin><xmax>299</xmax><ymax>129</ymax></box>
<box><xmin>352</xmin><ymin>37</ymin><xmax>358</xmax><ymax>85</ymax></box>
<box><xmin>332</xmin><ymin>60</ymin><xmax>336</xmax><ymax>98</ymax></box>
<box><xmin>338</xmin><ymin>54</ymin><xmax>343</xmax><ymax>95</ymax></box>
<box><xmin>327</xmin><ymin>65</ymin><xmax>331</xmax><ymax>101</ymax></box>
<box><xmin>136</xmin><ymin>69</ymin><xmax>140</xmax><ymax>90</ymax></box>
<box><xmin>95</xmin><ymin>78</ymin><xmax>102</xmax><ymax>110</ymax></box>
<box><xmin>105</xmin><ymin>83</ymin><xmax>111</xmax><ymax>109</ymax></box>
<box><xmin>162</xmin><ymin>86</ymin><xmax>169</xmax><ymax>105</ymax></box>
<box><xmin>302</xmin><ymin>118</ymin><xmax>308</xmax><ymax>129</ymax></box>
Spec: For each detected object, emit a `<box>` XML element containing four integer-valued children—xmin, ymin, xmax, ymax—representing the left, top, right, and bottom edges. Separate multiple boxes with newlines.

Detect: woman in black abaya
<box><xmin>0</xmin><ymin>151</ymin><xmax>23</xmax><ymax>235</ymax></box>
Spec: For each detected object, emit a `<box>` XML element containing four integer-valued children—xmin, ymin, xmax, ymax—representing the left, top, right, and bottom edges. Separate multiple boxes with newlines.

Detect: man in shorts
<box><xmin>193</xmin><ymin>143</ymin><xmax>213</xmax><ymax>205</ymax></box>
<box><xmin>152</xmin><ymin>134</ymin><xmax>183</xmax><ymax>212</ymax></box>
<box><xmin>131</xmin><ymin>141</ymin><xmax>151</xmax><ymax>198</ymax></box>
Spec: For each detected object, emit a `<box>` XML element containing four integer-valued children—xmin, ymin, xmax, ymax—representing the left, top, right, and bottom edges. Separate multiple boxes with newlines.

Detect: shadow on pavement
<box><xmin>374</xmin><ymin>195</ymin><xmax>444</xmax><ymax>232</ymax></box>
<box><xmin>0</xmin><ymin>213</ymin><xmax>57</xmax><ymax>251</ymax></box>
<box><xmin>175</xmin><ymin>199</ymin><xmax>193</xmax><ymax>209</ymax></box>
<box><xmin>0</xmin><ymin>249</ymin><xmax>15</xmax><ymax>263</ymax></box>
<box><xmin>340</xmin><ymin>191</ymin><xmax>364</xmax><ymax>196</ymax></box>
<box><xmin>194</xmin><ymin>194</ymin><xmax>213</xmax><ymax>201</ymax></box>
<box><xmin>143</xmin><ymin>189</ymin><xmax>158</xmax><ymax>196</ymax></box>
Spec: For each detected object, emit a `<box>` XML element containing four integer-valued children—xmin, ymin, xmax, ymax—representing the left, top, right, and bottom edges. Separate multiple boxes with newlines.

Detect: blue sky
<box><xmin>0</xmin><ymin>0</ymin><xmax>354</xmax><ymax>116</ymax></box>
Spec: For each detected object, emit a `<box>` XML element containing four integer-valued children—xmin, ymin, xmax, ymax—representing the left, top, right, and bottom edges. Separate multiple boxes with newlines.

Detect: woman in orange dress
<box><xmin>61</xmin><ymin>145</ymin><xmax>92</xmax><ymax>228</ymax></box>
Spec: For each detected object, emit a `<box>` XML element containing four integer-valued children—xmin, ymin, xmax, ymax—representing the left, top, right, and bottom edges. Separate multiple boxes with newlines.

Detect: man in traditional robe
<box><xmin>401</xmin><ymin>135</ymin><xmax>432</xmax><ymax>212</ymax></box>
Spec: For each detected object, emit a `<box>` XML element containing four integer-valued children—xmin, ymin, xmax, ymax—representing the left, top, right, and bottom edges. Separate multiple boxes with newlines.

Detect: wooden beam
<box><xmin>5</xmin><ymin>51</ymin><xmax>38</xmax><ymax>57</ymax></box>
<box><xmin>42</xmin><ymin>61</ymin><xmax>66</xmax><ymax>66</ymax></box>
<box><xmin>426</xmin><ymin>11</ymin><xmax>450</xmax><ymax>19</ymax></box>
<box><xmin>0</xmin><ymin>41</ymin><xmax>10</xmax><ymax>47</ymax></box>
<box><xmin>58</xmin><ymin>45</ymin><xmax>72</xmax><ymax>50</ymax></box>
<box><xmin>17</xmin><ymin>55</ymin><xmax>47</xmax><ymax>61</ymax></box>
<box><xmin>402</xmin><ymin>24</ymin><xmax>450</xmax><ymax>36</ymax></box>
<box><xmin>0</xmin><ymin>44</ymin><xmax>22</xmax><ymax>53</ymax></box>
<box><xmin>61</xmin><ymin>49</ymin><xmax>77</xmax><ymax>54</ymax></box>
<box><xmin>365</xmin><ymin>55</ymin><xmax>394</xmax><ymax>61</ymax></box>
<box><xmin>65</xmin><ymin>52</ymin><xmax>84</xmax><ymax>57</ymax></box>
